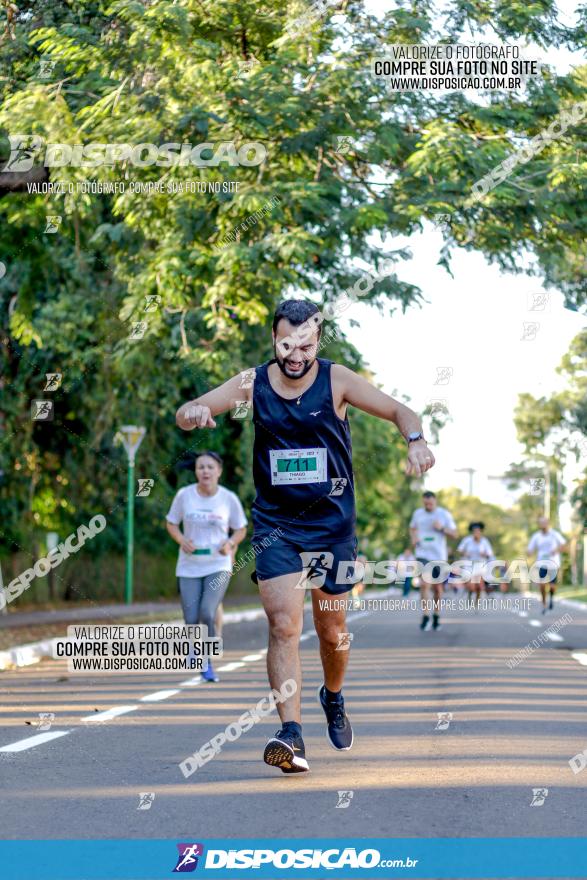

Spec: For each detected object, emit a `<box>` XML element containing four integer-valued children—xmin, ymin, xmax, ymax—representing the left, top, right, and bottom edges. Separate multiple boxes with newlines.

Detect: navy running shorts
<box><xmin>252</xmin><ymin>534</ymin><xmax>358</xmax><ymax>595</ymax></box>
<box><xmin>538</xmin><ymin>565</ymin><xmax>558</xmax><ymax>585</ymax></box>
<box><xmin>417</xmin><ymin>558</ymin><xmax>450</xmax><ymax>586</ymax></box>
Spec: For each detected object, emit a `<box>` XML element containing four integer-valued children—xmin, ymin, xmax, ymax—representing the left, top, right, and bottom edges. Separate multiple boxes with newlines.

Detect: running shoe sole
<box><xmin>317</xmin><ymin>686</ymin><xmax>354</xmax><ymax>751</ymax></box>
<box><xmin>263</xmin><ymin>738</ymin><xmax>309</xmax><ymax>773</ymax></box>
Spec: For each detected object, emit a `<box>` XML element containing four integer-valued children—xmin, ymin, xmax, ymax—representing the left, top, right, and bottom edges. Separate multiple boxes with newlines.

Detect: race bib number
<box><xmin>270</xmin><ymin>448</ymin><xmax>327</xmax><ymax>485</ymax></box>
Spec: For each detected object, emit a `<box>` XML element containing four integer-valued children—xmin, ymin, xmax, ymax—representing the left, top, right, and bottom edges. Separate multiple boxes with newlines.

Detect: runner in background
<box><xmin>165</xmin><ymin>451</ymin><xmax>247</xmax><ymax>681</ymax></box>
<box><xmin>176</xmin><ymin>454</ymin><xmax>227</xmax><ymax>645</ymax></box>
<box><xmin>457</xmin><ymin>522</ymin><xmax>494</xmax><ymax>609</ymax></box>
<box><xmin>527</xmin><ymin>517</ymin><xmax>567</xmax><ymax>614</ymax></box>
<box><xmin>409</xmin><ymin>491</ymin><xmax>458</xmax><ymax>631</ymax></box>
<box><xmin>397</xmin><ymin>547</ymin><xmax>416</xmax><ymax>597</ymax></box>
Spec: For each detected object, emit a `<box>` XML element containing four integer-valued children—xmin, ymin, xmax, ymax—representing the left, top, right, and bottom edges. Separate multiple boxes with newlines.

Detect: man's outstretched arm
<box><xmin>176</xmin><ymin>372</ymin><xmax>249</xmax><ymax>430</ymax></box>
<box><xmin>335</xmin><ymin>364</ymin><xmax>435</xmax><ymax>477</ymax></box>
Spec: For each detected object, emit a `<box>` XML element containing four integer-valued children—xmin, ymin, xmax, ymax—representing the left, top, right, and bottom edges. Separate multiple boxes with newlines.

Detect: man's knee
<box><xmin>316</xmin><ymin>618</ymin><xmax>345</xmax><ymax>650</ymax></box>
<box><xmin>268</xmin><ymin>610</ymin><xmax>302</xmax><ymax>641</ymax></box>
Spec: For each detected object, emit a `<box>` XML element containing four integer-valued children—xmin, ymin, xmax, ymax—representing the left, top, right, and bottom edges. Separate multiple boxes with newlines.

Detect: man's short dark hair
<box><xmin>468</xmin><ymin>521</ymin><xmax>485</xmax><ymax>532</ymax></box>
<box><xmin>272</xmin><ymin>299</ymin><xmax>322</xmax><ymax>338</ymax></box>
<box><xmin>422</xmin><ymin>490</ymin><xmax>436</xmax><ymax>499</ymax></box>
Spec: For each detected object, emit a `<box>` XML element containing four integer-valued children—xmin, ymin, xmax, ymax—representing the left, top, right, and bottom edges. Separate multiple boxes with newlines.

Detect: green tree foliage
<box><xmin>1</xmin><ymin>0</ymin><xmax>586</xmax><ymax>600</ymax></box>
<box><xmin>513</xmin><ymin>328</ymin><xmax>587</xmax><ymax>522</ymax></box>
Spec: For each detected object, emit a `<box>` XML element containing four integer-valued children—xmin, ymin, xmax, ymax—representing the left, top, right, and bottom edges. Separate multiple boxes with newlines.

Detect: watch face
<box><xmin>408</xmin><ymin>432</ymin><xmax>422</xmax><ymax>442</ymax></box>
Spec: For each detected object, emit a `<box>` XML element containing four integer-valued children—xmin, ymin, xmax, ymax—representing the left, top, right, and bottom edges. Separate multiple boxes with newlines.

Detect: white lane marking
<box><xmin>572</xmin><ymin>652</ymin><xmax>587</xmax><ymax>666</ymax></box>
<box><xmin>5</xmin><ymin>606</ymin><xmax>381</xmax><ymax>753</ymax></box>
<box><xmin>80</xmin><ymin>706</ymin><xmax>138</xmax><ymax>723</ymax></box>
<box><xmin>0</xmin><ymin>731</ymin><xmax>70</xmax><ymax>752</ymax></box>
<box><xmin>3</xmin><ymin>641</ymin><xmax>287</xmax><ymax>755</ymax></box>
<box><xmin>544</xmin><ymin>632</ymin><xmax>564</xmax><ymax>642</ymax></box>
<box><xmin>529</xmin><ymin>620</ymin><xmax>542</xmax><ymax>627</ymax></box>
<box><xmin>140</xmin><ymin>689</ymin><xmax>180</xmax><ymax>702</ymax></box>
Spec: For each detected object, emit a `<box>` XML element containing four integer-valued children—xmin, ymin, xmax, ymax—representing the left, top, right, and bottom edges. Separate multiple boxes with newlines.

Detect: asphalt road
<box><xmin>1</xmin><ymin>591</ymin><xmax>587</xmax><ymax>840</ymax></box>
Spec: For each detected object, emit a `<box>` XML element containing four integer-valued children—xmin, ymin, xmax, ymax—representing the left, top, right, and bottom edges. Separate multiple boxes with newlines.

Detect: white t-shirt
<box><xmin>409</xmin><ymin>506</ymin><xmax>456</xmax><ymax>562</ymax></box>
<box><xmin>166</xmin><ymin>484</ymin><xmax>247</xmax><ymax>577</ymax></box>
<box><xmin>528</xmin><ymin>529</ymin><xmax>565</xmax><ymax>568</ymax></box>
<box><xmin>457</xmin><ymin>535</ymin><xmax>493</xmax><ymax>562</ymax></box>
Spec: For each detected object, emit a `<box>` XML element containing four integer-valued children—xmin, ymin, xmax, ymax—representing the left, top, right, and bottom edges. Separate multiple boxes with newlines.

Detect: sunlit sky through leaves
<box><xmin>340</xmin><ymin>1</ymin><xmax>586</xmax><ymax>528</ymax></box>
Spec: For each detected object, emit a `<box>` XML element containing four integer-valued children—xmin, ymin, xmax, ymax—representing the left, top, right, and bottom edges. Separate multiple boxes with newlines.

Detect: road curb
<box><xmin>0</xmin><ymin>586</ymin><xmax>402</xmax><ymax>672</ymax></box>
<box><xmin>0</xmin><ymin>607</ymin><xmax>268</xmax><ymax>672</ymax></box>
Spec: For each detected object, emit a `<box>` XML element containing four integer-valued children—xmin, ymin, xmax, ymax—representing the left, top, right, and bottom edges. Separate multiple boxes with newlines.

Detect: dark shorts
<box><xmin>252</xmin><ymin>534</ymin><xmax>358</xmax><ymax>595</ymax></box>
<box><xmin>417</xmin><ymin>558</ymin><xmax>450</xmax><ymax>586</ymax></box>
<box><xmin>538</xmin><ymin>565</ymin><xmax>558</xmax><ymax>585</ymax></box>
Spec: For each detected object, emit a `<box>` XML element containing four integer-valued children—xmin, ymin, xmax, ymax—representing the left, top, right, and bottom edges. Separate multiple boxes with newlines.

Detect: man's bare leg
<box><xmin>259</xmin><ymin>571</ymin><xmax>310</xmax><ymax>772</ymax></box>
<box><xmin>420</xmin><ymin>579</ymin><xmax>430</xmax><ymax>609</ymax></box>
<box><xmin>420</xmin><ymin>578</ymin><xmax>432</xmax><ymax>629</ymax></box>
<box><xmin>432</xmin><ymin>582</ymin><xmax>443</xmax><ymax>625</ymax></box>
<box><xmin>311</xmin><ymin>588</ymin><xmax>354</xmax><ymax>750</ymax></box>
<box><xmin>311</xmin><ymin>589</ymin><xmax>349</xmax><ymax>692</ymax></box>
<box><xmin>258</xmin><ymin>571</ymin><xmax>305</xmax><ymax>723</ymax></box>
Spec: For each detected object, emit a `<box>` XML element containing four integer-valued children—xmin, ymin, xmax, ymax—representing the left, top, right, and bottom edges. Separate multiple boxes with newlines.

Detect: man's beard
<box><xmin>273</xmin><ymin>346</ymin><xmax>315</xmax><ymax>380</ymax></box>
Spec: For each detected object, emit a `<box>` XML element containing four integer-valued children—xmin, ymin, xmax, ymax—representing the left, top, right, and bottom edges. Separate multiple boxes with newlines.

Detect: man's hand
<box><xmin>184</xmin><ymin>404</ymin><xmax>216</xmax><ymax>430</ymax></box>
<box><xmin>180</xmin><ymin>538</ymin><xmax>196</xmax><ymax>554</ymax></box>
<box><xmin>176</xmin><ymin>371</ymin><xmax>255</xmax><ymax>430</ymax></box>
<box><xmin>405</xmin><ymin>441</ymin><xmax>435</xmax><ymax>477</ymax></box>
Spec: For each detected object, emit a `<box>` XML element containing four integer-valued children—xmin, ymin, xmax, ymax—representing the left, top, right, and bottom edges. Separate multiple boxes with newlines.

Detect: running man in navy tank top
<box><xmin>176</xmin><ymin>299</ymin><xmax>435</xmax><ymax>774</ymax></box>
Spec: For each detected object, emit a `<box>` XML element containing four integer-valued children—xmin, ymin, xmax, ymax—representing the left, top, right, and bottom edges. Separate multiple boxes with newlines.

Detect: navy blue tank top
<box><xmin>252</xmin><ymin>358</ymin><xmax>356</xmax><ymax>542</ymax></box>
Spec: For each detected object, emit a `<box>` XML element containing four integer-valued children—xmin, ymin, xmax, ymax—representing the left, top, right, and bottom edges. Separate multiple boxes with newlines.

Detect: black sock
<box><xmin>281</xmin><ymin>720</ymin><xmax>302</xmax><ymax>737</ymax></box>
<box><xmin>433</xmin><ymin>613</ymin><xmax>439</xmax><ymax>624</ymax></box>
<box><xmin>324</xmin><ymin>686</ymin><xmax>342</xmax><ymax>702</ymax></box>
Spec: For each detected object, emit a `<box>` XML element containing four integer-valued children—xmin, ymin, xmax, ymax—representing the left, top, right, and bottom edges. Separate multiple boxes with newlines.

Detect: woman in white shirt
<box><xmin>457</xmin><ymin>522</ymin><xmax>493</xmax><ymax>607</ymax></box>
<box><xmin>166</xmin><ymin>451</ymin><xmax>247</xmax><ymax>681</ymax></box>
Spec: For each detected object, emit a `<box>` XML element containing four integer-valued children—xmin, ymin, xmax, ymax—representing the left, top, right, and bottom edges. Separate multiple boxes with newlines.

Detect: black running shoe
<box><xmin>318</xmin><ymin>685</ymin><xmax>353</xmax><ymax>751</ymax></box>
<box><xmin>432</xmin><ymin>614</ymin><xmax>441</xmax><ymax>631</ymax></box>
<box><xmin>263</xmin><ymin>728</ymin><xmax>309</xmax><ymax>773</ymax></box>
<box><xmin>420</xmin><ymin>615</ymin><xmax>431</xmax><ymax>631</ymax></box>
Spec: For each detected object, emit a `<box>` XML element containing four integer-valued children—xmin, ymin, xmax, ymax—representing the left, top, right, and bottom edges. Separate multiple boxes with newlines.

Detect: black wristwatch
<box><xmin>406</xmin><ymin>431</ymin><xmax>426</xmax><ymax>444</ymax></box>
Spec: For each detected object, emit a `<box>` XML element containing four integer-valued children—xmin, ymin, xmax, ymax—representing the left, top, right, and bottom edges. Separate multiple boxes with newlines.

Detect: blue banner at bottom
<box><xmin>1</xmin><ymin>838</ymin><xmax>587</xmax><ymax>879</ymax></box>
